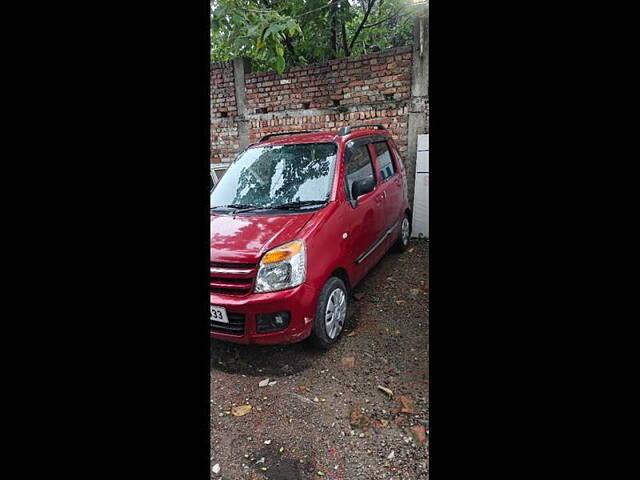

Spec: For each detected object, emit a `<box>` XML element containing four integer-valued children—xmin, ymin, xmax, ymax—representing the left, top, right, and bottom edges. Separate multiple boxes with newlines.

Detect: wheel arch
<box><xmin>405</xmin><ymin>207</ymin><xmax>412</xmax><ymax>226</ymax></box>
<box><xmin>329</xmin><ymin>267</ymin><xmax>351</xmax><ymax>295</ymax></box>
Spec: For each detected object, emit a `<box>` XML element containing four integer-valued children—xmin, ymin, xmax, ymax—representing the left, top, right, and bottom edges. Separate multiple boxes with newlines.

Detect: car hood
<box><xmin>211</xmin><ymin>212</ymin><xmax>316</xmax><ymax>264</ymax></box>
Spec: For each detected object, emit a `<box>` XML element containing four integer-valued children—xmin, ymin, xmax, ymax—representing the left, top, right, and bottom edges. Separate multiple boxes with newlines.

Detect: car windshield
<box><xmin>210</xmin><ymin>143</ymin><xmax>337</xmax><ymax>211</ymax></box>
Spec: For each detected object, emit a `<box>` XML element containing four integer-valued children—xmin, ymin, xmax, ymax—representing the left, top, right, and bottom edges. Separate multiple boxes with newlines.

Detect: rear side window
<box><xmin>388</xmin><ymin>140</ymin><xmax>404</xmax><ymax>170</ymax></box>
<box><xmin>345</xmin><ymin>144</ymin><xmax>375</xmax><ymax>201</ymax></box>
<box><xmin>373</xmin><ymin>141</ymin><xmax>396</xmax><ymax>182</ymax></box>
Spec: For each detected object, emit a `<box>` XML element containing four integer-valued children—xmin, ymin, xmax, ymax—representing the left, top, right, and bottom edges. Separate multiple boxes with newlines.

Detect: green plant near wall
<box><xmin>211</xmin><ymin>0</ymin><xmax>302</xmax><ymax>74</ymax></box>
<box><xmin>211</xmin><ymin>0</ymin><xmax>416</xmax><ymax>74</ymax></box>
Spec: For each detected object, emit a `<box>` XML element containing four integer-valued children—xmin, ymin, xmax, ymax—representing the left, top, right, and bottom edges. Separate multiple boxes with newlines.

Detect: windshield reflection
<box><xmin>210</xmin><ymin>143</ymin><xmax>337</xmax><ymax>210</ymax></box>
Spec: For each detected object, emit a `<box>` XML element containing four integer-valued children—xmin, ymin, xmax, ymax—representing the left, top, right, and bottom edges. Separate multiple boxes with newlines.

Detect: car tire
<box><xmin>310</xmin><ymin>277</ymin><xmax>349</xmax><ymax>349</ymax></box>
<box><xmin>393</xmin><ymin>213</ymin><xmax>411</xmax><ymax>252</ymax></box>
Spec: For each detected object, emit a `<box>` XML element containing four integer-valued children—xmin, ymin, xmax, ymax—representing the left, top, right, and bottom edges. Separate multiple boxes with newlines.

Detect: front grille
<box><xmin>210</xmin><ymin>286</ymin><xmax>252</xmax><ymax>295</ymax></box>
<box><xmin>210</xmin><ymin>312</ymin><xmax>245</xmax><ymax>336</ymax></box>
<box><xmin>210</xmin><ymin>276</ymin><xmax>252</xmax><ymax>285</ymax></box>
<box><xmin>210</xmin><ymin>262</ymin><xmax>256</xmax><ymax>296</ymax></box>
<box><xmin>211</xmin><ymin>262</ymin><xmax>256</xmax><ymax>269</ymax></box>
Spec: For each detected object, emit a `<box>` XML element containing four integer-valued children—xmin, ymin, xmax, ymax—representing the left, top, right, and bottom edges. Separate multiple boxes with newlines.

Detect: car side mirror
<box><xmin>351</xmin><ymin>176</ymin><xmax>376</xmax><ymax>200</ymax></box>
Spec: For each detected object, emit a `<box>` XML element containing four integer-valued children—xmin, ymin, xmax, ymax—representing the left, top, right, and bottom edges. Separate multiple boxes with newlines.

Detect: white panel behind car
<box><xmin>412</xmin><ymin>134</ymin><xmax>429</xmax><ymax>238</ymax></box>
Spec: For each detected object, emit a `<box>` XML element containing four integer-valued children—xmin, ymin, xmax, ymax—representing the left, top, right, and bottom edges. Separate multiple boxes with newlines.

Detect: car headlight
<box><xmin>255</xmin><ymin>240</ymin><xmax>306</xmax><ymax>293</ymax></box>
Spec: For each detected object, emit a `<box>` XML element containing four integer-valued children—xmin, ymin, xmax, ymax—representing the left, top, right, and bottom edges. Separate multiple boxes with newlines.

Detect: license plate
<box><xmin>210</xmin><ymin>305</ymin><xmax>228</xmax><ymax>324</ymax></box>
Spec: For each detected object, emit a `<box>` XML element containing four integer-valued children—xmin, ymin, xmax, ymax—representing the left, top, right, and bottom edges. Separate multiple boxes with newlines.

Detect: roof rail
<box><xmin>258</xmin><ymin>130</ymin><xmax>314</xmax><ymax>142</ymax></box>
<box><xmin>337</xmin><ymin>124</ymin><xmax>386</xmax><ymax>136</ymax></box>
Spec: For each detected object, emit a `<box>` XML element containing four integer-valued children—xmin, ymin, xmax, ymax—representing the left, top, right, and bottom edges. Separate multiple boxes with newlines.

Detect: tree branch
<box><xmin>330</xmin><ymin>3</ymin><xmax>338</xmax><ymax>58</ymax></box>
<box><xmin>363</xmin><ymin>9</ymin><xmax>410</xmax><ymax>29</ymax></box>
<box><xmin>284</xmin><ymin>32</ymin><xmax>296</xmax><ymax>57</ymax></box>
<box><xmin>341</xmin><ymin>21</ymin><xmax>350</xmax><ymax>56</ymax></box>
<box><xmin>349</xmin><ymin>0</ymin><xmax>378</xmax><ymax>51</ymax></box>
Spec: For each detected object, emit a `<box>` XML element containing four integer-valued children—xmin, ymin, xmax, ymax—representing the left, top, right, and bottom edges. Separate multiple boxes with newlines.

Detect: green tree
<box><xmin>211</xmin><ymin>0</ymin><xmax>417</xmax><ymax>73</ymax></box>
<box><xmin>210</xmin><ymin>0</ymin><xmax>302</xmax><ymax>74</ymax></box>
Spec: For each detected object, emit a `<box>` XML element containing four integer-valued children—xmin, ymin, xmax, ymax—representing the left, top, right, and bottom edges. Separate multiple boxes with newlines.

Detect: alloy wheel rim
<box><xmin>325</xmin><ymin>288</ymin><xmax>347</xmax><ymax>339</ymax></box>
<box><xmin>402</xmin><ymin>217</ymin><xmax>410</xmax><ymax>245</ymax></box>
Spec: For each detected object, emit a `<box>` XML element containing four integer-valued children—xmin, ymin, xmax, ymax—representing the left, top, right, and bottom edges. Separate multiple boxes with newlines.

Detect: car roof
<box><xmin>254</xmin><ymin>127</ymin><xmax>391</xmax><ymax>148</ymax></box>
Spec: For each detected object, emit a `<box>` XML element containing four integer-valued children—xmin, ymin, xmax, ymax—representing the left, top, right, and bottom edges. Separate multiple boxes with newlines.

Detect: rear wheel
<box><xmin>393</xmin><ymin>213</ymin><xmax>411</xmax><ymax>252</ymax></box>
<box><xmin>310</xmin><ymin>277</ymin><xmax>348</xmax><ymax>349</ymax></box>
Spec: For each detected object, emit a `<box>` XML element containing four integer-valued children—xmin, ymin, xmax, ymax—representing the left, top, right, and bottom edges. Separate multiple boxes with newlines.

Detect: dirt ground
<box><xmin>211</xmin><ymin>239</ymin><xmax>429</xmax><ymax>480</ymax></box>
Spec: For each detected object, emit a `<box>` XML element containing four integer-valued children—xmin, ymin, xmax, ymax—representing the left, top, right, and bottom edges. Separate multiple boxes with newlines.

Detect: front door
<box><xmin>342</xmin><ymin>139</ymin><xmax>387</xmax><ymax>282</ymax></box>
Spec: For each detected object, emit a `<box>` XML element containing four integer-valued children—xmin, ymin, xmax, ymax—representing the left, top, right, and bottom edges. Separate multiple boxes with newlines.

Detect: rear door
<box><xmin>371</xmin><ymin>139</ymin><xmax>404</xmax><ymax>237</ymax></box>
<box><xmin>342</xmin><ymin>139</ymin><xmax>387</xmax><ymax>275</ymax></box>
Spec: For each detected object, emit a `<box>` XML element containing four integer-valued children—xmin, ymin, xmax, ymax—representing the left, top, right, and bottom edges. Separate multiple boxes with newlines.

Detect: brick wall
<box><xmin>210</xmin><ymin>61</ymin><xmax>240</xmax><ymax>164</ymax></box>
<box><xmin>211</xmin><ymin>47</ymin><xmax>413</xmax><ymax>165</ymax></box>
<box><xmin>244</xmin><ymin>47</ymin><xmax>412</xmax><ymax>113</ymax></box>
<box><xmin>211</xmin><ymin>119</ymin><xmax>240</xmax><ymax>164</ymax></box>
<box><xmin>210</xmin><ymin>61</ymin><xmax>236</xmax><ymax>119</ymax></box>
<box><xmin>247</xmin><ymin>106</ymin><xmax>409</xmax><ymax>158</ymax></box>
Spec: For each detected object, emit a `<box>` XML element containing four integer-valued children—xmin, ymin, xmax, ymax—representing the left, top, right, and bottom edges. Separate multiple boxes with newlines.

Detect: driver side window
<box><xmin>345</xmin><ymin>143</ymin><xmax>375</xmax><ymax>202</ymax></box>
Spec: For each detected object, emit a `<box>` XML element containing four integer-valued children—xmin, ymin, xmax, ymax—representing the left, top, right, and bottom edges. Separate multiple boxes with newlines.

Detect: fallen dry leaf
<box><xmin>231</xmin><ymin>405</ymin><xmax>252</xmax><ymax>417</ymax></box>
<box><xmin>341</xmin><ymin>356</ymin><xmax>356</xmax><ymax>368</ymax></box>
<box><xmin>377</xmin><ymin>385</ymin><xmax>394</xmax><ymax>398</ymax></box>
<box><xmin>410</xmin><ymin>425</ymin><xmax>428</xmax><ymax>445</ymax></box>
<box><xmin>398</xmin><ymin>396</ymin><xmax>416</xmax><ymax>414</ymax></box>
<box><xmin>350</xmin><ymin>410</ymin><xmax>370</xmax><ymax>429</ymax></box>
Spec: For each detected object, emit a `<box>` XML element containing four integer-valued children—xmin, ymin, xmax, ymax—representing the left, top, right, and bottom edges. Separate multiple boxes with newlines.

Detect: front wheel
<box><xmin>392</xmin><ymin>213</ymin><xmax>411</xmax><ymax>252</ymax></box>
<box><xmin>310</xmin><ymin>277</ymin><xmax>348</xmax><ymax>349</ymax></box>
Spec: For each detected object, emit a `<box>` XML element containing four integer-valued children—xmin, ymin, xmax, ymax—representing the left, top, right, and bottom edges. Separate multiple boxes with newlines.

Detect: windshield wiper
<box><xmin>211</xmin><ymin>203</ymin><xmax>252</xmax><ymax>210</ymax></box>
<box><xmin>269</xmin><ymin>200</ymin><xmax>329</xmax><ymax>210</ymax></box>
<box><xmin>211</xmin><ymin>204</ymin><xmax>267</xmax><ymax>214</ymax></box>
<box><xmin>211</xmin><ymin>200</ymin><xmax>328</xmax><ymax>213</ymax></box>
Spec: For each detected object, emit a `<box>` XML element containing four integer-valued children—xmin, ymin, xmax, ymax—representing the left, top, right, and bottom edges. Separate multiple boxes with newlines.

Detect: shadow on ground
<box><xmin>208</xmin><ymin>252</ymin><xmax>407</xmax><ymax>378</ymax></box>
<box><xmin>210</xmin><ymin>338</ymin><xmax>322</xmax><ymax>377</ymax></box>
<box><xmin>210</xmin><ymin>300</ymin><xmax>362</xmax><ymax>377</ymax></box>
<box><xmin>247</xmin><ymin>444</ymin><xmax>314</xmax><ymax>480</ymax></box>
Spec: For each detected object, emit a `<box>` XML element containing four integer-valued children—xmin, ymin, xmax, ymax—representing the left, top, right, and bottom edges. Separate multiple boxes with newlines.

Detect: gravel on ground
<box><xmin>211</xmin><ymin>239</ymin><xmax>429</xmax><ymax>480</ymax></box>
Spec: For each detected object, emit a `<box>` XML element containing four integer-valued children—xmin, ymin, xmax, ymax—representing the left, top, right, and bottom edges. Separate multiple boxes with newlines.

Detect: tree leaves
<box><xmin>211</xmin><ymin>0</ymin><xmax>301</xmax><ymax>73</ymax></box>
<box><xmin>274</xmin><ymin>55</ymin><xmax>285</xmax><ymax>74</ymax></box>
<box><xmin>211</xmin><ymin>0</ymin><xmax>416</xmax><ymax>74</ymax></box>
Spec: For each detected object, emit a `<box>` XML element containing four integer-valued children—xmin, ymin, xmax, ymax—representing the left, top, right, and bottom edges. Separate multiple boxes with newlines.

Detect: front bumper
<box><xmin>210</xmin><ymin>282</ymin><xmax>318</xmax><ymax>344</ymax></box>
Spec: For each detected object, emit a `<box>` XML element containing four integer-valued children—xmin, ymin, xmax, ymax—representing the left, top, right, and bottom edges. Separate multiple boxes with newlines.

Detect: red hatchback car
<box><xmin>210</xmin><ymin>125</ymin><xmax>411</xmax><ymax>348</ymax></box>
